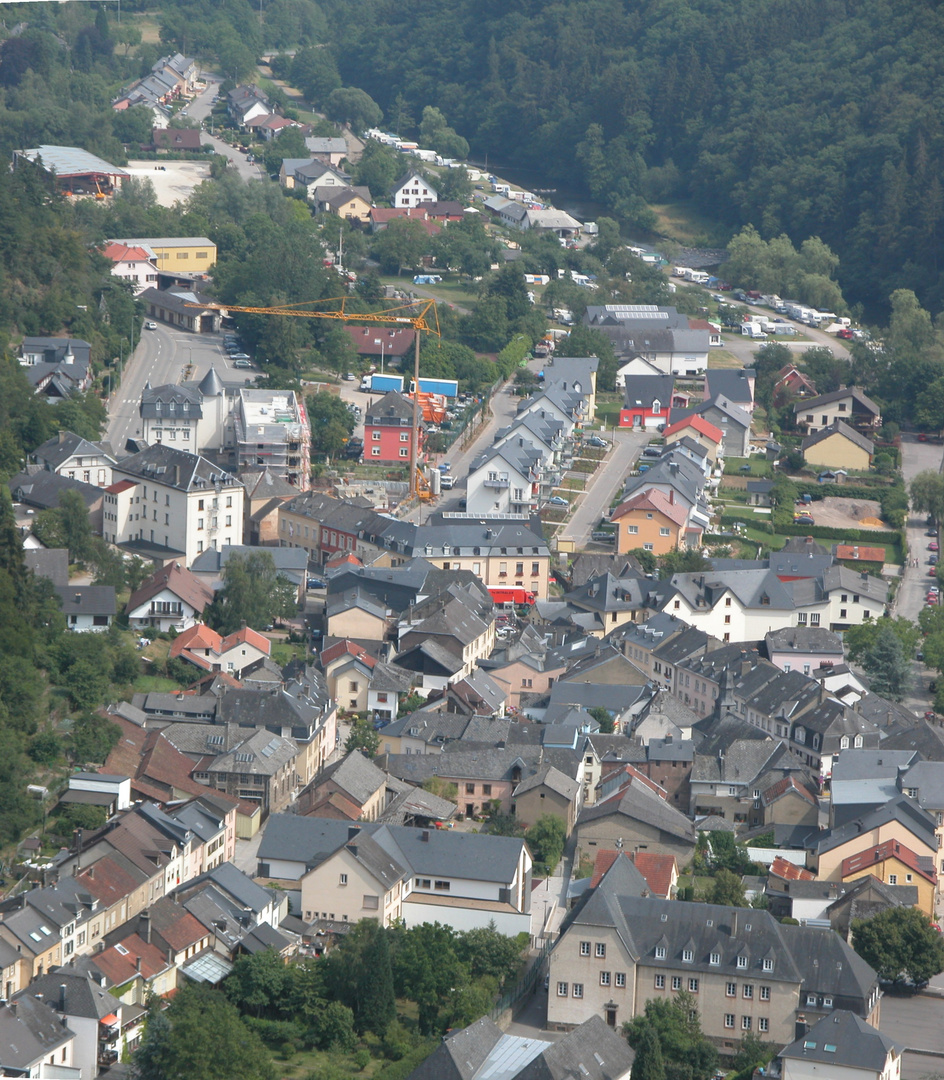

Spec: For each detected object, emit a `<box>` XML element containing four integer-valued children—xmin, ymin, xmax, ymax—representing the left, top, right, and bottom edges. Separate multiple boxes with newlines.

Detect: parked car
<box><xmin>930</xmin><ymin>542</ymin><xmax>940</xmax><ymax>552</ymax></box>
<box><xmin>438</xmin><ymin>462</ymin><xmax>452</xmax><ymax>473</ymax></box>
<box><xmin>440</xmin><ymin>475</ymin><xmax>455</xmax><ymax>489</ymax></box>
<box><xmin>931</xmin><ymin>554</ymin><xmax>940</xmax><ymax>565</ymax></box>
<box><xmin>307</xmin><ymin>577</ymin><xmax>326</xmax><ymax>590</ymax></box>
<box><xmin>233</xmin><ymin>358</ymin><xmax>253</xmax><ymax>368</ymax></box>
<box><xmin>547</xmin><ymin>495</ymin><xmax>568</xmax><ymax>506</ymax></box>
<box><xmin>642</xmin><ymin>446</ymin><xmax>662</xmax><ymax>458</ymax></box>
<box><xmin>929</xmin><ymin>529</ymin><xmax>939</xmax><ymax>537</ymax></box>
<box><xmin>794</xmin><ymin>514</ymin><xmax>815</xmax><ymax>525</ymax></box>
<box><xmin>343</xmin><ymin>372</ymin><xmax>356</xmax><ymax>381</ymax></box>
<box><xmin>586</xmin><ymin>435</ymin><xmax>608</xmax><ymax>448</ymax></box>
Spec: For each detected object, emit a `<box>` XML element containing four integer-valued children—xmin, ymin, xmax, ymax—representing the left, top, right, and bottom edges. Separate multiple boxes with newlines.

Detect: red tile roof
<box><xmin>611</xmin><ymin>487</ymin><xmax>689</xmax><ymax>529</ymax></box>
<box><xmin>632</xmin><ymin>852</ymin><xmax>679</xmax><ymax>898</ymax></box>
<box><xmin>102</xmin><ymin>243</ymin><xmax>153</xmax><ymax>263</ymax></box>
<box><xmin>841</xmin><ymin>839</ymin><xmax>937</xmax><ymax>884</ymax></box>
<box><xmin>588</xmin><ymin>850</ymin><xmax>677</xmax><ymax>897</ymax></box>
<box><xmin>94</xmin><ymin>933</ymin><xmax>170</xmax><ymax>984</ymax></box>
<box><xmin>105</xmin><ymin>479</ymin><xmax>137</xmax><ymax>495</ymax></box>
<box><xmin>662</xmin><ymin>414</ymin><xmax>724</xmax><ymax>444</ymax></box>
<box><xmin>170</xmin><ymin>622</ymin><xmax>270</xmax><ymax>670</ymax></box>
<box><xmin>343</xmin><ymin>326</ymin><xmax>416</xmax><ymax>357</ymax></box>
<box><xmin>835</xmin><ymin>545</ymin><xmax>886</xmax><ymax>562</ymax></box>
<box><xmin>126</xmin><ymin>562</ymin><xmax>214</xmax><ymax>618</ymax></box>
<box><xmin>769</xmin><ymin>855</ymin><xmax>815</xmax><ymax>881</ymax></box>
<box><xmin>325</xmin><ymin>553</ymin><xmax>362</xmax><ymax>569</ymax></box>
<box><xmin>320</xmin><ymin>639</ymin><xmax>376</xmax><ymax>668</ymax></box>
<box><xmin>76</xmin><ymin>854</ymin><xmax>145</xmax><ymax>906</ymax></box>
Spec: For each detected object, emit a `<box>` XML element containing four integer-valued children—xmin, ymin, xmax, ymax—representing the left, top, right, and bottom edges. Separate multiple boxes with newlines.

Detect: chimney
<box><xmin>59</xmin><ymin>983</ymin><xmax>67</xmax><ymax>1013</ymax></box>
<box><xmin>347</xmin><ymin>825</ymin><xmax>361</xmax><ymax>840</ymax></box>
<box><xmin>421</xmin><ymin>830</ymin><xmax>430</xmax><ymax>842</ymax></box>
<box><xmin>135</xmin><ymin>957</ymin><xmax>142</xmax><ymax>972</ymax></box>
<box><xmin>795</xmin><ymin>1016</ymin><xmax>809</xmax><ymax>1040</ymax></box>
<box><xmin>141</xmin><ymin>910</ymin><xmax>151</xmax><ymax>945</ymax></box>
<box><xmin>668</xmin><ymin>489</ymin><xmax>674</xmax><ymax>504</ymax></box>
<box><xmin>59</xmin><ymin>430</ymin><xmax>68</xmax><ymax>445</ymax></box>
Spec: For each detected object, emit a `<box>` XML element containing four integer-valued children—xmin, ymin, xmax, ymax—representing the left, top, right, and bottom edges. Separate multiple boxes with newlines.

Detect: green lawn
<box><xmin>379</xmin><ymin>274</ymin><xmax>480</xmax><ymax>307</ymax></box>
<box><xmin>595</xmin><ymin>393</ymin><xmax>623</xmax><ymax>426</ymax></box>
<box><xmin>133</xmin><ymin>675</ymin><xmax>182</xmax><ymax>693</ymax></box>
<box><xmin>723</xmin><ymin>457</ymin><xmax>772</xmax><ymax>477</ymax></box>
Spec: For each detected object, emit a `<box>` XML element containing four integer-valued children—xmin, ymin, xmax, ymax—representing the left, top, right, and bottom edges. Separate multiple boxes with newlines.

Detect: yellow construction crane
<box><xmin>188</xmin><ymin>296</ymin><xmax>440</xmax><ymax>498</ymax></box>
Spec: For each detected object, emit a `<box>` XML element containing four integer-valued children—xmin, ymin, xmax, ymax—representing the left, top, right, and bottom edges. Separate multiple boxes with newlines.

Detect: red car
<box><xmin>927</xmin><ymin>594</ymin><xmax>940</xmax><ymax>605</ymax></box>
<box><xmin>919</xmin><ymin>433</ymin><xmax>929</xmax><ymax>442</ymax></box>
<box><xmin>930</xmin><ymin>542</ymin><xmax>940</xmax><ymax>552</ymax></box>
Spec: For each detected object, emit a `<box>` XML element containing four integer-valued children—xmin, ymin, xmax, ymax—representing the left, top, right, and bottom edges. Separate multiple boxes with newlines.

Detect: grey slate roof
<box><xmin>802</xmin><ymin>419</ymin><xmax>875</xmax><ymax>455</ymax></box>
<box><xmin>765</xmin><ymin>626</ymin><xmax>844</xmax><ymax>656</ymax></box>
<box><xmin>779</xmin><ymin>1010</ymin><xmax>902</xmax><ymax>1072</ymax></box>
<box><xmin>10</xmin><ymin>469</ymin><xmax>102</xmax><ymax>511</ymax></box>
<box><xmin>27</xmin><ymin>970</ymin><xmax>121</xmax><ymax>1020</ymax></box>
<box><xmin>115</xmin><ymin>444</ymin><xmax>240</xmax><ymax>492</ymax></box>
<box><xmin>316</xmin><ymin>751</ymin><xmax>386</xmax><ymax>805</ymax></box>
<box><xmin>809</xmin><ymin>793</ymin><xmax>938</xmax><ymax>855</ymax></box>
<box><xmin>24</xmin><ymin>547</ymin><xmax>70</xmax><ymax>586</ymax></box>
<box><xmin>54</xmin><ymin>584</ymin><xmax>117</xmax><ymax>617</ymax></box>
<box><xmin>406</xmin><ymin>1015</ymin><xmax>503</xmax><ymax>1080</ymax></box>
<box><xmin>32</xmin><ymin>431</ymin><xmax>117</xmax><ymax>471</ymax></box>
<box><xmin>576</xmin><ymin>779</ymin><xmax>695</xmax><ymax>843</ymax></box>
<box><xmin>259</xmin><ymin>815</ymin><xmax>527</xmax><ymax>884</ymax></box>
<box><xmin>0</xmin><ymin>996</ymin><xmax>74</xmax><ymax>1070</ymax></box>
<box><xmin>513</xmin><ymin>764</ymin><xmax>579</xmax><ymax>801</ymax></box>
<box><xmin>139</xmin><ymin>382</ymin><xmax>203</xmax><ymax>420</ymax></box>
<box><xmin>705</xmin><ymin>368</ymin><xmax>755</xmax><ymax>406</ymax></box>
<box><xmin>513</xmin><ymin>1016</ymin><xmax>636</xmax><ymax>1080</ymax></box>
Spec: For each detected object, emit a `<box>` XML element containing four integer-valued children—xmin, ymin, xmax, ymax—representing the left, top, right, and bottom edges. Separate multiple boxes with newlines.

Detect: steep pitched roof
<box><xmin>126</xmin><ymin>561</ymin><xmax>214</xmax><ymax>615</ymax></box>
<box><xmin>840</xmin><ymin>838</ymin><xmax>937</xmax><ymax>884</ymax></box>
<box><xmin>779</xmin><ymin>1010</ymin><xmax>902</xmax><ymax>1072</ymax></box>
<box><xmin>802</xmin><ymin>419</ymin><xmax>875</xmax><ymax>455</ymax></box>
<box><xmin>611</xmin><ymin>487</ymin><xmax>689</xmax><ymax>528</ymax></box>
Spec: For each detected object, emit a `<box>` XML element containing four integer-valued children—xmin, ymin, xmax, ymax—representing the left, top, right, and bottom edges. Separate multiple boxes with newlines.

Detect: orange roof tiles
<box><xmin>94</xmin><ymin>933</ymin><xmax>170</xmax><ymax>984</ymax></box>
<box><xmin>769</xmin><ymin>855</ymin><xmax>815</xmax><ymax>881</ymax></box>
<box><xmin>632</xmin><ymin>852</ymin><xmax>679</xmax><ymax>898</ymax></box>
<box><xmin>835</xmin><ymin>545</ymin><xmax>886</xmax><ymax>562</ymax></box>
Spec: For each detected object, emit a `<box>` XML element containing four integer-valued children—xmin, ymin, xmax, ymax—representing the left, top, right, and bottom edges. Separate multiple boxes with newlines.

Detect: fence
<box><xmin>488</xmin><ymin>938</ymin><xmax>552</xmax><ymax>1024</ymax></box>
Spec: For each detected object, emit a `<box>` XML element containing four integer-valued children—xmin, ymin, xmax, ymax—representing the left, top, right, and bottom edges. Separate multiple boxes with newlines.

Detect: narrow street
<box><xmin>893</xmin><ymin>435</ymin><xmax>944</xmax><ymax>718</ymax></box>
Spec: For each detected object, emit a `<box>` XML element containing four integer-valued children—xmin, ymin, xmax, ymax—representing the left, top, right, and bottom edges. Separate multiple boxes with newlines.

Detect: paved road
<box><xmin>559</xmin><ymin>429</ymin><xmax>649</xmax><ymax>547</ymax></box>
<box><xmin>106</xmin><ymin>326</ymin><xmax>257</xmax><ymax>452</ymax></box>
<box><xmin>186</xmin><ymin>76</ymin><xmax>266</xmax><ymax>183</ymax></box>
<box><xmin>892</xmin><ymin>435</ymin><xmax>944</xmax><ymax>721</ymax></box>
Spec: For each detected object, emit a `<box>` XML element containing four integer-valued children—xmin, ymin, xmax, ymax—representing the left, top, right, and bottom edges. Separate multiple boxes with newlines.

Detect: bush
<box><xmin>354</xmin><ymin>1049</ymin><xmax>371</xmax><ymax>1071</ymax></box>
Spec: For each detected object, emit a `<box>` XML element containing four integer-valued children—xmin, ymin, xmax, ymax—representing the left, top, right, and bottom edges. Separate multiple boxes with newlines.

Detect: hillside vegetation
<box><xmin>319</xmin><ymin>0</ymin><xmax>944</xmax><ymax>318</ymax></box>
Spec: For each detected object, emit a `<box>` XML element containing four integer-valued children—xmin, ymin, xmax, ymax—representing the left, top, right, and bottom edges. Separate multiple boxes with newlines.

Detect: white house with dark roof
<box><xmin>776</xmin><ymin>1010</ymin><xmax>903</xmax><ymax>1080</ymax></box>
<box><xmin>104</xmin><ymin>445</ymin><xmax>244</xmax><ymax>564</ymax></box>
<box><xmin>258</xmin><ymin>815</ymin><xmax>532</xmax><ymax>936</ymax></box>
<box><xmin>466</xmin><ymin>439</ymin><xmax>541</xmax><ymax>517</ymax></box>
<box><xmin>31</xmin><ymin>431</ymin><xmax>117</xmax><ymax>488</ymax></box>
<box><xmin>391</xmin><ymin>171</ymin><xmax>439</xmax><ymax>208</ymax></box>
<box><xmin>0</xmin><ymin>995</ymin><xmax>78</xmax><ymax>1078</ymax></box>
<box><xmin>54</xmin><ymin>585</ymin><xmax>117</xmax><ymax>632</ymax></box>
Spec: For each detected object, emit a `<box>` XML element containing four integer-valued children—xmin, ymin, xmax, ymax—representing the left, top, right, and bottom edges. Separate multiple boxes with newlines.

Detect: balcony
<box><xmin>483</xmin><ymin>477</ymin><xmax>510</xmax><ymax>489</ymax></box>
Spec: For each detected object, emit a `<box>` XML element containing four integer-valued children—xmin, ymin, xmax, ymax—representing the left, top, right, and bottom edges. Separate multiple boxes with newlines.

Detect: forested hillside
<box><xmin>319</xmin><ymin>0</ymin><xmax>944</xmax><ymax>318</ymax></box>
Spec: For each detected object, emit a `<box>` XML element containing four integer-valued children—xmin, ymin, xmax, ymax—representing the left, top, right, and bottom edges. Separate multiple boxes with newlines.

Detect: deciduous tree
<box><xmin>852</xmin><ymin>906</ymin><xmax>944</xmax><ymax>985</ymax></box>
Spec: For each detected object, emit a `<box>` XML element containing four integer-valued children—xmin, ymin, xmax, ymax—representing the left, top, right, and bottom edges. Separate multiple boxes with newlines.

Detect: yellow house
<box><xmin>810</xmin><ymin>805</ymin><xmax>938</xmax><ymax>883</ymax></box>
<box><xmin>802</xmin><ymin>420</ymin><xmax>874</xmax><ymax>471</ymax></box>
<box><xmin>315</xmin><ymin>185</ymin><xmax>373</xmax><ymax>224</ymax></box>
<box><xmin>110</xmin><ymin>236</ymin><xmax>217</xmax><ymax>272</ymax></box>
<box><xmin>325</xmin><ymin>593</ymin><xmax>390</xmax><ymax>642</ymax></box>
<box><xmin>840</xmin><ymin>839</ymin><xmax>937</xmax><ymax>917</ymax></box>
<box><xmin>611</xmin><ymin>487</ymin><xmax>692</xmax><ymax>556</ymax></box>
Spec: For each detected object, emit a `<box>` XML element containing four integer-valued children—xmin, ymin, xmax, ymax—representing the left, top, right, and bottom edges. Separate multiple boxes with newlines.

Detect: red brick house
<box><xmin>363</xmin><ymin>391</ymin><xmax>425</xmax><ymax>464</ymax></box>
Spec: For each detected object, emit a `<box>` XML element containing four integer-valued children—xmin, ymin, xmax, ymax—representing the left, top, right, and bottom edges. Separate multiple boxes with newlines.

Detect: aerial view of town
<box><xmin>2</xmin><ymin>2</ymin><xmax>944</xmax><ymax>1080</ymax></box>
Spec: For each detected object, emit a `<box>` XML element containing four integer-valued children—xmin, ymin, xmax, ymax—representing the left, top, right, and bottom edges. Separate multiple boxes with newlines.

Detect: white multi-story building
<box><xmin>232</xmin><ymin>388</ymin><xmax>310</xmax><ymax>490</ymax></box>
<box><xmin>103</xmin><ymin>445</ymin><xmax>244</xmax><ymax>565</ymax></box>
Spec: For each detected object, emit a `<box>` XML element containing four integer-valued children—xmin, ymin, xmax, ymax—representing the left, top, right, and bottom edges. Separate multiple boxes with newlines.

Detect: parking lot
<box><xmin>124</xmin><ymin>160</ymin><xmax>213</xmax><ymax>207</ymax></box>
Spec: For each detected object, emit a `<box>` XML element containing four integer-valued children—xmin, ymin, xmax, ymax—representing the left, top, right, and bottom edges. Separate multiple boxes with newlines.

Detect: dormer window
<box><xmin>736</xmin><ymin>956</ymin><xmax>748</xmax><ymax>969</ymax></box>
<box><xmin>710</xmin><ymin>952</ymin><xmax>720</xmax><ymax>965</ymax></box>
<box><xmin>652</xmin><ymin>399</ymin><xmax>662</xmax><ymax>415</ymax></box>
<box><xmin>682</xmin><ymin>949</ymin><xmax>694</xmax><ymax>963</ymax></box>
<box><xmin>763</xmin><ymin>958</ymin><xmax>773</xmax><ymax>972</ymax></box>
<box><xmin>854</xmin><ymin>735</ymin><xmax>863</xmax><ymax>747</ymax></box>
<box><xmin>655</xmin><ymin>946</ymin><xmax>666</xmax><ymax>959</ymax></box>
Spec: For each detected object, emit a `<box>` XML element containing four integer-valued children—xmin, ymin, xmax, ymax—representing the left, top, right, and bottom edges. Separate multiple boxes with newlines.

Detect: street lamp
<box><xmin>374</xmin><ymin>337</ymin><xmax>385</xmax><ymax>373</ymax></box>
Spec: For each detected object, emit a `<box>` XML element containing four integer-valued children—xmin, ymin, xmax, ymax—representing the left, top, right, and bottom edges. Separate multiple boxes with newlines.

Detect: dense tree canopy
<box><xmin>852</xmin><ymin>907</ymin><xmax>944</xmax><ymax>985</ymax></box>
<box><xmin>317</xmin><ymin>0</ymin><xmax>944</xmax><ymax>319</ymax></box>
